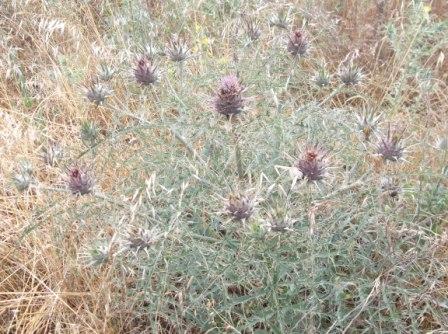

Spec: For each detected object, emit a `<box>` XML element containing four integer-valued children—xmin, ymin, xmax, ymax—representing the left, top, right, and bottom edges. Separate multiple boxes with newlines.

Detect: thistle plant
<box><xmin>294</xmin><ymin>144</ymin><xmax>328</xmax><ymax>182</ymax></box>
<box><xmin>313</xmin><ymin>67</ymin><xmax>331</xmax><ymax>88</ymax></box>
<box><xmin>121</xmin><ymin>227</ymin><xmax>162</xmax><ymax>253</ymax></box>
<box><xmin>265</xmin><ymin>207</ymin><xmax>294</xmax><ymax>232</ymax></box>
<box><xmin>287</xmin><ymin>29</ymin><xmax>310</xmax><ymax>58</ymax></box>
<box><xmin>380</xmin><ymin>176</ymin><xmax>400</xmax><ymax>199</ymax></box>
<box><xmin>213</xmin><ymin>75</ymin><xmax>245</xmax><ymax>117</ymax></box>
<box><xmin>143</xmin><ymin>42</ymin><xmax>163</xmax><ymax>58</ymax></box>
<box><xmin>66</xmin><ymin>165</ymin><xmax>95</xmax><ymax>195</ymax></box>
<box><xmin>81</xmin><ymin>121</ymin><xmax>100</xmax><ymax>148</ymax></box>
<box><xmin>356</xmin><ymin>109</ymin><xmax>381</xmax><ymax>142</ymax></box>
<box><xmin>97</xmin><ymin>63</ymin><xmax>116</xmax><ymax>82</ymax></box>
<box><xmin>339</xmin><ymin>63</ymin><xmax>363</xmax><ymax>86</ymax></box>
<box><xmin>85</xmin><ymin>81</ymin><xmax>112</xmax><ymax>105</ymax></box>
<box><xmin>84</xmin><ymin>244</ymin><xmax>110</xmax><ymax>267</ymax></box>
<box><xmin>376</xmin><ymin>126</ymin><xmax>405</xmax><ymax>162</ymax></box>
<box><xmin>225</xmin><ymin>194</ymin><xmax>255</xmax><ymax>221</ymax></box>
<box><xmin>269</xmin><ymin>10</ymin><xmax>290</xmax><ymax>29</ymax></box>
<box><xmin>165</xmin><ymin>35</ymin><xmax>190</xmax><ymax>62</ymax></box>
<box><xmin>41</xmin><ymin>141</ymin><xmax>63</xmax><ymax>166</ymax></box>
<box><xmin>134</xmin><ymin>56</ymin><xmax>158</xmax><ymax>86</ymax></box>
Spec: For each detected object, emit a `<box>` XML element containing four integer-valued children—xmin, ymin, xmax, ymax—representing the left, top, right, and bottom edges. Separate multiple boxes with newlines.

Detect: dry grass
<box><xmin>1</xmin><ymin>0</ymin><xmax>448</xmax><ymax>333</ymax></box>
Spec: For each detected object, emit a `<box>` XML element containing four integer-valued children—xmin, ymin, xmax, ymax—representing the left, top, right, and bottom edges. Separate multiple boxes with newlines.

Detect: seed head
<box><xmin>67</xmin><ymin>165</ymin><xmax>94</xmax><ymax>195</ymax></box>
<box><xmin>294</xmin><ymin>144</ymin><xmax>328</xmax><ymax>182</ymax></box>
<box><xmin>225</xmin><ymin>194</ymin><xmax>254</xmax><ymax>221</ymax></box>
<box><xmin>214</xmin><ymin>75</ymin><xmax>245</xmax><ymax>116</ymax></box>
<box><xmin>339</xmin><ymin>63</ymin><xmax>363</xmax><ymax>86</ymax></box>
<box><xmin>134</xmin><ymin>56</ymin><xmax>158</xmax><ymax>85</ymax></box>
<box><xmin>376</xmin><ymin>126</ymin><xmax>404</xmax><ymax>162</ymax></box>
<box><xmin>166</xmin><ymin>36</ymin><xmax>190</xmax><ymax>62</ymax></box>
<box><xmin>85</xmin><ymin>82</ymin><xmax>112</xmax><ymax>105</ymax></box>
<box><xmin>287</xmin><ymin>29</ymin><xmax>310</xmax><ymax>58</ymax></box>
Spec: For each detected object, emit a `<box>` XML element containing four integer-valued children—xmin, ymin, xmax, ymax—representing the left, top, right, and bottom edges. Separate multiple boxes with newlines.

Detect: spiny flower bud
<box><xmin>166</xmin><ymin>36</ymin><xmax>190</xmax><ymax>62</ymax></box>
<box><xmin>294</xmin><ymin>144</ymin><xmax>328</xmax><ymax>182</ymax></box>
<box><xmin>85</xmin><ymin>82</ymin><xmax>112</xmax><ymax>105</ymax></box>
<box><xmin>270</xmin><ymin>10</ymin><xmax>290</xmax><ymax>29</ymax></box>
<box><xmin>380</xmin><ymin>176</ymin><xmax>400</xmax><ymax>199</ymax></box>
<box><xmin>122</xmin><ymin>227</ymin><xmax>161</xmax><ymax>252</ymax></box>
<box><xmin>287</xmin><ymin>29</ymin><xmax>310</xmax><ymax>58</ymax></box>
<box><xmin>214</xmin><ymin>75</ymin><xmax>245</xmax><ymax>116</ymax></box>
<box><xmin>81</xmin><ymin>121</ymin><xmax>100</xmax><ymax>147</ymax></box>
<box><xmin>265</xmin><ymin>208</ymin><xmax>294</xmax><ymax>232</ymax></box>
<box><xmin>376</xmin><ymin>126</ymin><xmax>404</xmax><ymax>162</ymax></box>
<box><xmin>339</xmin><ymin>63</ymin><xmax>363</xmax><ymax>86</ymax></box>
<box><xmin>313</xmin><ymin>67</ymin><xmax>331</xmax><ymax>87</ymax></box>
<box><xmin>356</xmin><ymin>109</ymin><xmax>381</xmax><ymax>142</ymax></box>
<box><xmin>12</xmin><ymin>160</ymin><xmax>33</xmax><ymax>192</ymax></box>
<box><xmin>84</xmin><ymin>244</ymin><xmax>110</xmax><ymax>267</ymax></box>
<box><xmin>143</xmin><ymin>43</ymin><xmax>163</xmax><ymax>58</ymax></box>
<box><xmin>67</xmin><ymin>165</ymin><xmax>94</xmax><ymax>195</ymax></box>
<box><xmin>134</xmin><ymin>56</ymin><xmax>158</xmax><ymax>85</ymax></box>
<box><xmin>225</xmin><ymin>194</ymin><xmax>254</xmax><ymax>221</ymax></box>
<box><xmin>41</xmin><ymin>141</ymin><xmax>63</xmax><ymax>166</ymax></box>
<box><xmin>98</xmin><ymin>63</ymin><xmax>116</xmax><ymax>82</ymax></box>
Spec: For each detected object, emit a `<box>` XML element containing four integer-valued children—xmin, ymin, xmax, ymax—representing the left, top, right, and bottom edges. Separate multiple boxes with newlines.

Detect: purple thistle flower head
<box><xmin>225</xmin><ymin>194</ymin><xmax>254</xmax><ymax>221</ymax></box>
<box><xmin>287</xmin><ymin>29</ymin><xmax>310</xmax><ymax>57</ymax></box>
<box><xmin>67</xmin><ymin>165</ymin><xmax>94</xmax><ymax>195</ymax></box>
<box><xmin>376</xmin><ymin>126</ymin><xmax>404</xmax><ymax>162</ymax></box>
<box><xmin>295</xmin><ymin>144</ymin><xmax>328</xmax><ymax>182</ymax></box>
<box><xmin>134</xmin><ymin>56</ymin><xmax>158</xmax><ymax>86</ymax></box>
<box><xmin>214</xmin><ymin>75</ymin><xmax>245</xmax><ymax>116</ymax></box>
